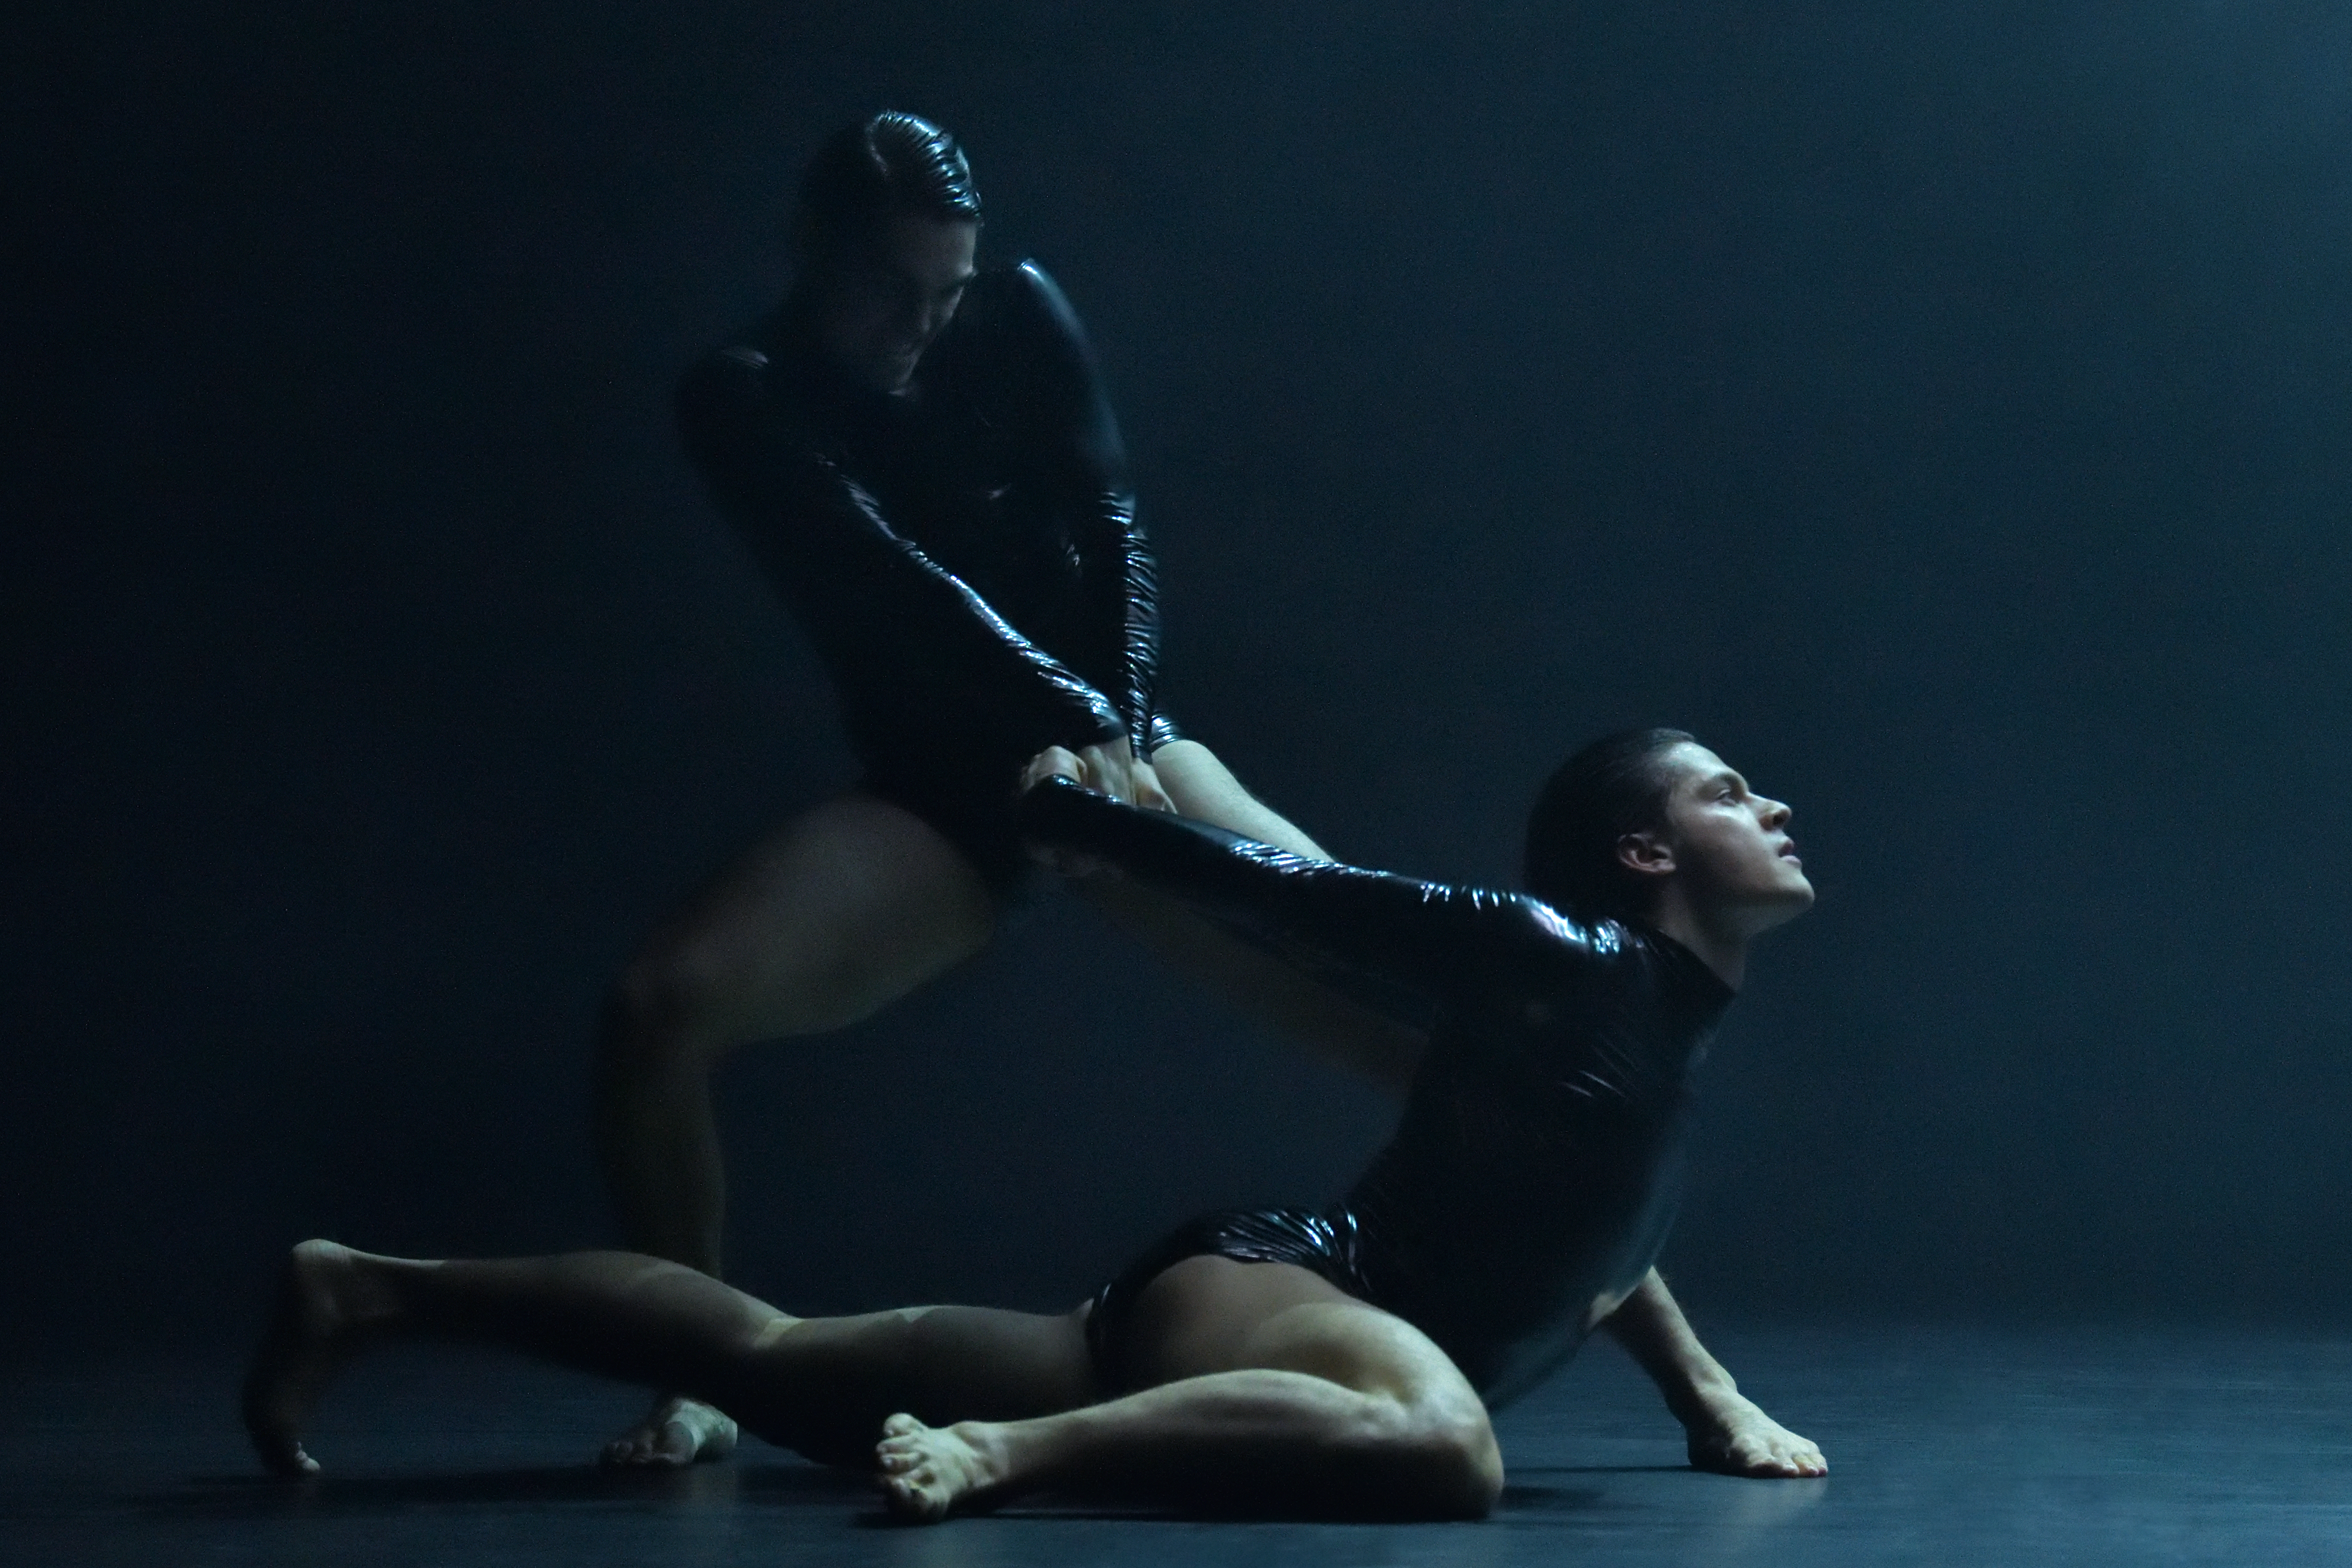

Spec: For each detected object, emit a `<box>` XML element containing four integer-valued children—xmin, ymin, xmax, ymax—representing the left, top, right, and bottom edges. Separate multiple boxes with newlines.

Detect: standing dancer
<box><xmin>595</xmin><ymin>112</ymin><xmax>1325</xmax><ymax>1464</ymax></box>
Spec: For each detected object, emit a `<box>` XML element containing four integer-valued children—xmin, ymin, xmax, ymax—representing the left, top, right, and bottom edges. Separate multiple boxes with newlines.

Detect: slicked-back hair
<box><xmin>796</xmin><ymin>112</ymin><xmax>981</xmax><ymax>241</ymax></box>
<box><xmin>1522</xmin><ymin>727</ymin><xmax>1698</xmax><ymax>924</ymax></box>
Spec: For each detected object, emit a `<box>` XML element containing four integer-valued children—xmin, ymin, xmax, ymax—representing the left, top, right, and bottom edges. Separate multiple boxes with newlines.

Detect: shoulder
<box><xmin>1506</xmin><ymin>897</ymin><xmax>1636</xmax><ymax>963</ymax></box>
<box><xmin>1472</xmin><ymin>895</ymin><xmax>1731</xmax><ymax>1016</ymax></box>
<box><xmin>1384</xmin><ymin>882</ymin><xmax>1623</xmax><ymax>975</ymax></box>
<box><xmin>1004</xmin><ymin>259</ymin><xmax>1088</xmax><ymax>340</ymax></box>
<box><xmin>950</xmin><ymin>259</ymin><xmax>1098</xmax><ymax>373</ymax></box>
<box><xmin>964</xmin><ymin>259</ymin><xmax>1082</xmax><ymax>328</ymax></box>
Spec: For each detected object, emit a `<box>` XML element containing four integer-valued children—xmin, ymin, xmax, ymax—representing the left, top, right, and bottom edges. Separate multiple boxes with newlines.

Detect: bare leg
<box><xmin>1148</xmin><ymin>740</ymin><xmax>1329</xmax><ymax>861</ymax></box>
<box><xmin>591</xmin><ymin>791</ymin><xmax>998</xmax><ymax>1464</ymax></box>
<box><xmin>1080</xmin><ymin>876</ymin><xmax>1426</xmax><ymax>1095</ymax></box>
<box><xmin>1601</xmin><ymin>1270</ymin><xmax>1826</xmax><ymax>1478</ymax></box>
<box><xmin>242</xmin><ymin>1240</ymin><xmax>1092</xmax><ymax>1477</ymax></box>
<box><xmin>875</xmin><ymin>1257</ymin><xmax>1501</xmax><ymax>1522</ymax></box>
<box><xmin>1089</xmin><ymin>741</ymin><xmax>1427</xmax><ymax>1097</ymax></box>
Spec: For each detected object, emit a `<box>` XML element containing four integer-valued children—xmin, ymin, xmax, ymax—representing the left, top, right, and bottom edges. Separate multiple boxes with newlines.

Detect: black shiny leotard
<box><xmin>1019</xmin><ymin>777</ymin><xmax>1736</xmax><ymax>1410</ymax></box>
<box><xmin>677</xmin><ymin>261</ymin><xmax>1177</xmax><ymax>889</ymax></box>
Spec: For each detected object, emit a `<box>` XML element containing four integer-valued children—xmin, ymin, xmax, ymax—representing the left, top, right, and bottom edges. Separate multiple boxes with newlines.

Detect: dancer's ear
<box><xmin>1617</xmin><ymin>831</ymin><xmax>1676</xmax><ymax>881</ymax></box>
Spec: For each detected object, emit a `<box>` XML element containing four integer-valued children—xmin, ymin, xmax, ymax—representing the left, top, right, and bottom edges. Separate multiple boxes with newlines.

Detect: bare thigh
<box><xmin>1118</xmin><ymin>1256</ymin><xmax>1482</xmax><ymax>1414</ymax></box>
<box><xmin>620</xmin><ymin>790</ymin><xmax>1000</xmax><ymax>1053</ymax></box>
<box><xmin>1109</xmin><ymin>741</ymin><xmax>1426</xmax><ymax>1092</ymax></box>
<box><xmin>1149</xmin><ymin>740</ymin><xmax>1326</xmax><ymax>859</ymax></box>
<box><xmin>733</xmin><ymin>1303</ymin><xmax>1097</xmax><ymax>1465</ymax></box>
<box><xmin>1083</xmin><ymin>741</ymin><xmax>1426</xmax><ymax>1094</ymax></box>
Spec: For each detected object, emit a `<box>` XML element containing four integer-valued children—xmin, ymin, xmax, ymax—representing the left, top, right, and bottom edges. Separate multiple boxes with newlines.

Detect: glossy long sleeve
<box><xmin>676</xmin><ymin>348</ymin><xmax>1125</xmax><ymax>756</ymax></box>
<box><xmin>1019</xmin><ymin>778</ymin><xmax>1579</xmax><ymax>1005</ymax></box>
<box><xmin>1075</xmin><ymin>490</ymin><xmax>1163</xmax><ymax>754</ymax></box>
<box><xmin>1000</xmin><ymin>264</ymin><xmax>1164</xmax><ymax>753</ymax></box>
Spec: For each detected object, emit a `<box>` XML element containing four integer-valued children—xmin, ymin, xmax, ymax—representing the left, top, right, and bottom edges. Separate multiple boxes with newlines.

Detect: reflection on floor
<box><xmin>9</xmin><ymin>1324</ymin><xmax>2352</xmax><ymax>1566</ymax></box>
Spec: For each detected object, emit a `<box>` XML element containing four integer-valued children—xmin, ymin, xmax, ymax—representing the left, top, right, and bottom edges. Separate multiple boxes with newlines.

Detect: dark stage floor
<box><xmin>9</xmin><ymin>1325</ymin><xmax>2352</xmax><ymax>1566</ymax></box>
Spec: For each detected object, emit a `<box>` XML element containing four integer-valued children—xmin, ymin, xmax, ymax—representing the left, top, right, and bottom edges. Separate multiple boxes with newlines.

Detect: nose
<box><xmin>1760</xmin><ymin>795</ymin><xmax>1792</xmax><ymax>830</ymax></box>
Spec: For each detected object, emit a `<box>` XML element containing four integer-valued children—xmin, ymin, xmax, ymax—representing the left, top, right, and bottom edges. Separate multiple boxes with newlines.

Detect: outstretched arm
<box><xmin>1018</xmin><ymin>772</ymin><xmax>1568</xmax><ymax>1014</ymax></box>
<box><xmin>1600</xmin><ymin>1271</ymin><xmax>1827</xmax><ymax>1479</ymax></box>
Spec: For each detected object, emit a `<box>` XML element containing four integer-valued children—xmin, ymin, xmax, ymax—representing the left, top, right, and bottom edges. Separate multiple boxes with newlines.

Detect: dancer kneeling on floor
<box><xmin>243</xmin><ymin>727</ymin><xmax>1825</xmax><ymax>1520</ymax></box>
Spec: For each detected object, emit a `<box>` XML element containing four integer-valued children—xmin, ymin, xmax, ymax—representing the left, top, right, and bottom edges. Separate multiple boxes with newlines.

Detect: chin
<box><xmin>1767</xmin><ymin>879</ymin><xmax>1817</xmax><ymax>928</ymax></box>
<box><xmin>1734</xmin><ymin>872</ymin><xmax>1814</xmax><ymax>935</ymax></box>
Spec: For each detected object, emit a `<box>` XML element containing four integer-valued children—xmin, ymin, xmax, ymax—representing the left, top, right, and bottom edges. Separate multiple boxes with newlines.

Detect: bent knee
<box><xmin>1429</xmin><ymin>1402</ymin><xmax>1506</xmax><ymax>1517</ymax></box>
<box><xmin>600</xmin><ymin>938</ymin><xmax>923</xmax><ymax>1066</ymax></box>
<box><xmin>601</xmin><ymin>947</ymin><xmax>747</xmax><ymax>1060</ymax></box>
<box><xmin>1369</xmin><ymin>1393</ymin><xmax>1503</xmax><ymax>1519</ymax></box>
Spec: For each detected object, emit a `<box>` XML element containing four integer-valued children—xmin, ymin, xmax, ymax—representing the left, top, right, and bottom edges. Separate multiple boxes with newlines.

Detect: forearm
<box><xmin>1094</xmin><ymin>493</ymin><xmax>1162</xmax><ymax>750</ymax></box>
<box><xmin>1600</xmin><ymin>1270</ymin><xmax>1739</xmax><ymax>1424</ymax></box>
<box><xmin>681</xmin><ymin>349</ymin><xmax>1125</xmax><ymax>753</ymax></box>
<box><xmin>997</xmin><ymin>260</ymin><xmax>1161</xmax><ymax>750</ymax></box>
<box><xmin>1019</xmin><ymin>777</ymin><xmax>1504</xmax><ymax>1003</ymax></box>
<box><xmin>764</xmin><ymin>507</ymin><xmax>1127</xmax><ymax>754</ymax></box>
<box><xmin>1021</xmin><ymin>775</ymin><xmax>1292</xmax><ymax>919</ymax></box>
<box><xmin>1601</xmin><ymin>1269</ymin><xmax>1828</xmax><ymax>1477</ymax></box>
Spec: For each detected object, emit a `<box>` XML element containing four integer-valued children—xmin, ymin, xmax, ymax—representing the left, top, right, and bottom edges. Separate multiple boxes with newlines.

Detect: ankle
<box><xmin>1639</xmin><ymin>1352</ymin><xmax>1736</xmax><ymax>1424</ymax></box>
<box><xmin>1674</xmin><ymin>1380</ymin><xmax>1755</xmax><ymax>1432</ymax></box>
<box><xmin>947</xmin><ymin>1420</ymin><xmax>1020</xmax><ymax>1493</ymax></box>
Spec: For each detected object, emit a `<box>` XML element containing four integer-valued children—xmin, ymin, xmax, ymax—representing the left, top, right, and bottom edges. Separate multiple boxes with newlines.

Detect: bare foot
<box><xmin>873</xmin><ymin>1413</ymin><xmax>1010</xmax><ymax>1523</ymax></box>
<box><xmin>600</xmin><ymin>1394</ymin><xmax>739</xmax><ymax>1469</ymax></box>
<box><xmin>240</xmin><ymin>1240</ymin><xmax>388</xmax><ymax>1478</ymax></box>
<box><xmin>1686</xmin><ymin>1393</ymin><xmax>1828</xmax><ymax>1479</ymax></box>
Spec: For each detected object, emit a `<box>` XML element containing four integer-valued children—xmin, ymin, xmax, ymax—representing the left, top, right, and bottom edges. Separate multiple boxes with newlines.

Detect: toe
<box><xmin>621</xmin><ymin>1433</ymin><xmax>679</xmax><ymax>1469</ymax></box>
<box><xmin>881</xmin><ymin>1412</ymin><xmax>924</xmax><ymax>1438</ymax></box>
<box><xmin>649</xmin><ymin>1419</ymin><xmax>697</xmax><ymax>1467</ymax></box>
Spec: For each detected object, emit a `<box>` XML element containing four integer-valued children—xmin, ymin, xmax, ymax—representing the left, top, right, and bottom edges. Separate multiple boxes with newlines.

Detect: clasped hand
<box><xmin>1019</xmin><ymin>740</ymin><xmax>1173</xmax><ymax>877</ymax></box>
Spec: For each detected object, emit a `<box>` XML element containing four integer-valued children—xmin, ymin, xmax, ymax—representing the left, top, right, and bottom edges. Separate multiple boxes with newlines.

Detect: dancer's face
<box><xmin>1629</xmin><ymin>744</ymin><xmax>1815</xmax><ymax>934</ymax></box>
<box><xmin>804</xmin><ymin>211</ymin><xmax>978</xmax><ymax>392</ymax></box>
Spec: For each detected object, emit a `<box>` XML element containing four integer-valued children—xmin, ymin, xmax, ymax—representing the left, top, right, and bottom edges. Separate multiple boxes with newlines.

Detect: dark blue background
<box><xmin>8</xmin><ymin>2</ymin><xmax>2349</xmax><ymax>1346</ymax></box>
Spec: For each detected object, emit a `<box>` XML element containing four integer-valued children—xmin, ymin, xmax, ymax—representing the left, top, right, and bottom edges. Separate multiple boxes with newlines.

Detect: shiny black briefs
<box><xmin>1085</xmin><ymin>1207</ymin><xmax>1372</xmax><ymax>1392</ymax></box>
